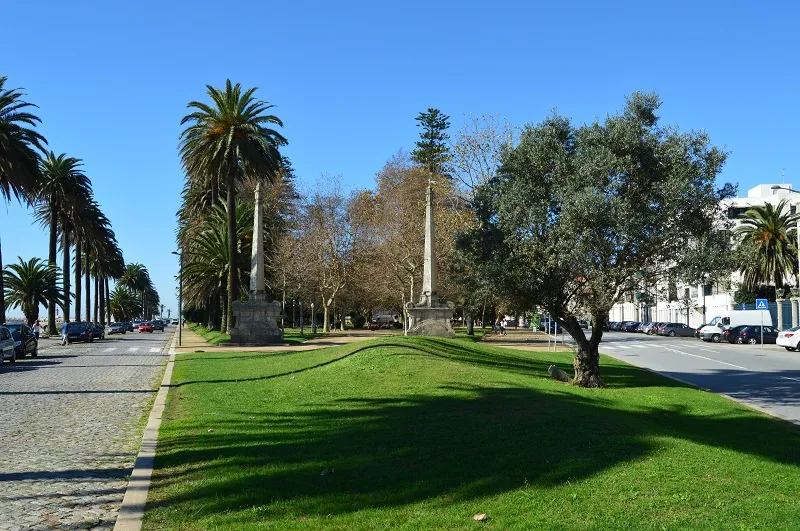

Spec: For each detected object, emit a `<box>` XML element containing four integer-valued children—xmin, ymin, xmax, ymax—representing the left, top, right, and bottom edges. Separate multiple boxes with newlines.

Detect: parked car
<box><xmin>123</xmin><ymin>321</ymin><xmax>135</xmax><ymax>332</ymax></box>
<box><xmin>0</xmin><ymin>325</ymin><xmax>17</xmax><ymax>362</ymax></box>
<box><xmin>623</xmin><ymin>322</ymin><xmax>641</xmax><ymax>332</ymax></box>
<box><xmin>138</xmin><ymin>321</ymin><xmax>154</xmax><ymax>333</ymax></box>
<box><xmin>4</xmin><ymin>323</ymin><xmax>38</xmax><ymax>358</ymax></box>
<box><xmin>63</xmin><ymin>322</ymin><xmax>93</xmax><ymax>344</ymax></box>
<box><xmin>577</xmin><ymin>320</ymin><xmax>589</xmax><ymax>329</ymax></box>
<box><xmin>133</xmin><ymin>320</ymin><xmax>143</xmax><ymax>330</ymax></box>
<box><xmin>733</xmin><ymin>325</ymin><xmax>780</xmax><ymax>345</ymax></box>
<box><xmin>642</xmin><ymin>322</ymin><xmax>661</xmax><ymax>334</ymax></box>
<box><xmin>694</xmin><ymin>323</ymin><xmax>707</xmax><ymax>338</ymax></box>
<box><xmin>776</xmin><ymin>326</ymin><xmax>800</xmax><ymax>351</ymax></box>
<box><xmin>721</xmin><ymin>325</ymin><xmax>748</xmax><ymax>344</ymax></box>
<box><xmin>108</xmin><ymin>322</ymin><xmax>127</xmax><ymax>335</ymax></box>
<box><xmin>171</xmin><ymin>319</ymin><xmax>179</xmax><ymax>325</ymax></box>
<box><xmin>89</xmin><ymin>322</ymin><xmax>105</xmax><ymax>340</ymax></box>
<box><xmin>151</xmin><ymin>320</ymin><xmax>165</xmax><ymax>332</ymax></box>
<box><xmin>659</xmin><ymin>322</ymin><xmax>695</xmax><ymax>337</ymax></box>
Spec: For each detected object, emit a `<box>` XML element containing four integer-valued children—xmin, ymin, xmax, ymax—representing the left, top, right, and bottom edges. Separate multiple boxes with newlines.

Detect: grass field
<box><xmin>143</xmin><ymin>336</ymin><xmax>800</xmax><ymax>530</ymax></box>
<box><xmin>188</xmin><ymin>322</ymin><xmax>324</xmax><ymax>345</ymax></box>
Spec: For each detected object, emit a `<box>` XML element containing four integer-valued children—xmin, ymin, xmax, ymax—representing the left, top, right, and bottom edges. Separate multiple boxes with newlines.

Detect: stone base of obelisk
<box><xmin>229</xmin><ymin>292</ymin><xmax>283</xmax><ymax>345</ymax></box>
<box><xmin>405</xmin><ymin>301</ymin><xmax>455</xmax><ymax>338</ymax></box>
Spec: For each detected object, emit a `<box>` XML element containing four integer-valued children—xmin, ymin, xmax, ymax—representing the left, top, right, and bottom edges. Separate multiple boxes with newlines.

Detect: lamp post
<box><xmin>292</xmin><ymin>298</ymin><xmax>295</xmax><ymax>329</ymax></box>
<box><xmin>171</xmin><ymin>251</ymin><xmax>183</xmax><ymax>347</ymax></box>
<box><xmin>311</xmin><ymin>302</ymin><xmax>316</xmax><ymax>334</ymax></box>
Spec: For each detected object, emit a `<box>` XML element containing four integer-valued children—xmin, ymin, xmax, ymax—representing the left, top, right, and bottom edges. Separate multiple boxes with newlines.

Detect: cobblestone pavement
<box><xmin>0</xmin><ymin>330</ymin><xmax>171</xmax><ymax>530</ymax></box>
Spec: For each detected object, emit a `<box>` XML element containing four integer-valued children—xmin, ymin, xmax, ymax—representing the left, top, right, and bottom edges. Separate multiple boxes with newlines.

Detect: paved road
<box><xmin>597</xmin><ymin>331</ymin><xmax>800</xmax><ymax>424</ymax></box>
<box><xmin>0</xmin><ymin>329</ymin><xmax>171</xmax><ymax>530</ymax></box>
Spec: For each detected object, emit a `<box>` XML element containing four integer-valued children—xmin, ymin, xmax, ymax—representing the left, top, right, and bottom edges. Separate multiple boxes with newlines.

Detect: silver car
<box><xmin>0</xmin><ymin>326</ymin><xmax>17</xmax><ymax>363</ymax></box>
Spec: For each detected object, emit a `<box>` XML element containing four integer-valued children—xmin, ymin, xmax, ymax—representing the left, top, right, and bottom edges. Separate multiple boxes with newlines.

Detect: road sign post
<box><xmin>755</xmin><ymin>298</ymin><xmax>768</xmax><ymax>347</ymax></box>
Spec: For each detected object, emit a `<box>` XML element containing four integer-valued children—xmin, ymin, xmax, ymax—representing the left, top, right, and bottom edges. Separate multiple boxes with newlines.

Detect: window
<box><xmin>722</xmin><ymin>317</ymin><xmax>731</xmax><ymax>326</ymax></box>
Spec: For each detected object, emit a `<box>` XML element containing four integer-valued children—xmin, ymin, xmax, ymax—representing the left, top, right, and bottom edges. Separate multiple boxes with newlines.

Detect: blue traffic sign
<box><xmin>741</xmin><ymin>303</ymin><xmax>746</xmax><ymax>310</ymax></box>
<box><xmin>755</xmin><ymin>298</ymin><xmax>769</xmax><ymax>310</ymax></box>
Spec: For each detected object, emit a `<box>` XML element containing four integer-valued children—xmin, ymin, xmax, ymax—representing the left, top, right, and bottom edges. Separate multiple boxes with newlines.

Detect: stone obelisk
<box><xmin>230</xmin><ymin>182</ymin><xmax>283</xmax><ymax>344</ymax></box>
<box><xmin>405</xmin><ymin>181</ymin><xmax>455</xmax><ymax>337</ymax></box>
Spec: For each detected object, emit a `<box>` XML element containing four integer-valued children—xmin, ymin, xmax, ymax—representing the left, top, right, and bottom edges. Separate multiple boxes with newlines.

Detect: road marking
<box><xmin>103</xmin><ymin>347</ymin><xmax>116</xmax><ymax>352</ymax></box>
<box><xmin>149</xmin><ymin>348</ymin><xmax>161</xmax><ymax>353</ymax></box>
<box><xmin>617</xmin><ymin>345</ymin><xmax>632</xmax><ymax>350</ymax></box>
<box><xmin>697</xmin><ymin>348</ymin><xmax>719</xmax><ymax>353</ymax></box>
<box><xmin>664</xmin><ymin>347</ymin><xmax>750</xmax><ymax>370</ymax></box>
<box><xmin>780</xmin><ymin>376</ymin><xmax>800</xmax><ymax>383</ymax></box>
<box><xmin>602</xmin><ymin>345</ymin><xmax>616</xmax><ymax>350</ymax></box>
<box><xmin>630</xmin><ymin>344</ymin><xmax>648</xmax><ymax>349</ymax></box>
<box><xmin>128</xmin><ymin>347</ymin><xmax>139</xmax><ymax>352</ymax></box>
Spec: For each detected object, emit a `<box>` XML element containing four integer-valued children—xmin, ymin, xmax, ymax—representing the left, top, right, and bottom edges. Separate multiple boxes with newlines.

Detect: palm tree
<box><xmin>3</xmin><ymin>257</ymin><xmax>63</xmax><ymax>324</ymax></box>
<box><xmin>179</xmin><ymin>79</ymin><xmax>286</xmax><ymax>332</ymax></box>
<box><xmin>36</xmin><ymin>152</ymin><xmax>91</xmax><ymax>329</ymax></box>
<box><xmin>109</xmin><ymin>285</ymin><xmax>140</xmax><ymax>321</ymax></box>
<box><xmin>0</xmin><ymin>76</ymin><xmax>47</xmax><ymax>323</ymax></box>
<box><xmin>736</xmin><ymin>199</ymin><xmax>798</xmax><ymax>292</ymax></box>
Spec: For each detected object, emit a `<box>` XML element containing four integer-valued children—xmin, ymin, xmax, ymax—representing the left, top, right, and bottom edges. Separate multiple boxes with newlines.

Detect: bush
<box><xmin>350</xmin><ymin>313</ymin><xmax>366</xmax><ymax>329</ymax></box>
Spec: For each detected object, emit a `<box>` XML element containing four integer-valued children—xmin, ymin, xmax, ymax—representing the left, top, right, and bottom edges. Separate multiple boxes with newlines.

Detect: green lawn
<box><xmin>188</xmin><ymin>322</ymin><xmax>325</xmax><ymax>345</ymax></box>
<box><xmin>144</xmin><ymin>337</ymin><xmax>800</xmax><ymax>530</ymax></box>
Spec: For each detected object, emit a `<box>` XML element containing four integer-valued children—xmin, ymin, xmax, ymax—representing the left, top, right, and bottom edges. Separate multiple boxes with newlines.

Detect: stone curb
<box><xmin>114</xmin><ymin>331</ymin><xmax>177</xmax><ymax>531</ymax></box>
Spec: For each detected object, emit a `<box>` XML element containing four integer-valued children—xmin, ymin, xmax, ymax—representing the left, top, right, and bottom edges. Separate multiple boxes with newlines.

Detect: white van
<box><xmin>700</xmin><ymin>310</ymin><xmax>773</xmax><ymax>342</ymax></box>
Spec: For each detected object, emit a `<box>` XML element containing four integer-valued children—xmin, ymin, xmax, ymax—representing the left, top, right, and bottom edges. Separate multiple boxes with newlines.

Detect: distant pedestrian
<box><xmin>33</xmin><ymin>319</ymin><xmax>41</xmax><ymax>339</ymax></box>
<box><xmin>61</xmin><ymin>319</ymin><xmax>69</xmax><ymax>346</ymax></box>
<box><xmin>500</xmin><ymin>319</ymin><xmax>507</xmax><ymax>336</ymax></box>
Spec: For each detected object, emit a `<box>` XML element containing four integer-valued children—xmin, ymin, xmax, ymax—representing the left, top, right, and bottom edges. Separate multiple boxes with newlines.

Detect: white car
<box><xmin>0</xmin><ymin>326</ymin><xmax>17</xmax><ymax>363</ymax></box>
<box><xmin>776</xmin><ymin>326</ymin><xmax>800</xmax><ymax>351</ymax></box>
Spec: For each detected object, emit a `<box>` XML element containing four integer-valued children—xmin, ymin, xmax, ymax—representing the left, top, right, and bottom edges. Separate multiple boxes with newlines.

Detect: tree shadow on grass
<box><xmin>149</xmin><ymin>366</ymin><xmax>800</xmax><ymax>522</ymax></box>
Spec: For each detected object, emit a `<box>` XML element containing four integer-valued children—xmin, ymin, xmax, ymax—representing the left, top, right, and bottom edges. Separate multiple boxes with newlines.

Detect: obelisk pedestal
<box><xmin>230</xmin><ymin>182</ymin><xmax>283</xmax><ymax>344</ymax></box>
<box><xmin>405</xmin><ymin>183</ymin><xmax>455</xmax><ymax>338</ymax></box>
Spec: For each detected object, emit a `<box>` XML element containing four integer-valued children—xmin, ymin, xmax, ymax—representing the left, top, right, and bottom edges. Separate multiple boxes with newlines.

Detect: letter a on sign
<box><xmin>755</xmin><ymin>298</ymin><xmax>768</xmax><ymax>310</ymax></box>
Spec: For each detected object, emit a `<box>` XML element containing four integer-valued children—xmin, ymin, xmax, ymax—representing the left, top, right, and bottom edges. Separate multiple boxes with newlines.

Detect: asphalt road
<box><xmin>0</xmin><ymin>327</ymin><xmax>171</xmax><ymax>530</ymax></box>
<box><xmin>596</xmin><ymin>331</ymin><xmax>800</xmax><ymax>425</ymax></box>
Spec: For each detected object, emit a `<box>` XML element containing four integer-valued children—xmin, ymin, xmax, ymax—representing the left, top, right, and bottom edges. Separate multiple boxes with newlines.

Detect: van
<box><xmin>700</xmin><ymin>310</ymin><xmax>773</xmax><ymax>342</ymax></box>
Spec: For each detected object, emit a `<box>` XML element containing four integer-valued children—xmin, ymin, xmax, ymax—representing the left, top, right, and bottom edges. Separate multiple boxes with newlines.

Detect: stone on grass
<box><xmin>548</xmin><ymin>365</ymin><xmax>573</xmax><ymax>383</ymax></box>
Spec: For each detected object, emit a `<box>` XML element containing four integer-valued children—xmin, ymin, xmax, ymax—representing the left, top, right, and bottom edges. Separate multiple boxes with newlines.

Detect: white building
<box><xmin>609</xmin><ymin>183</ymin><xmax>800</xmax><ymax>328</ymax></box>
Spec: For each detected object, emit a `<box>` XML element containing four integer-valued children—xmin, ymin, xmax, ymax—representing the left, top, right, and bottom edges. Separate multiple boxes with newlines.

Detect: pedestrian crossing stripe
<box><xmin>150</xmin><ymin>348</ymin><xmax>161</xmax><ymax>353</ymax></box>
<box><xmin>103</xmin><ymin>347</ymin><xmax>116</xmax><ymax>352</ymax></box>
<box><xmin>631</xmin><ymin>344</ymin><xmax>648</xmax><ymax>348</ymax></box>
<box><xmin>602</xmin><ymin>346</ymin><xmax>616</xmax><ymax>350</ymax></box>
<box><xmin>616</xmin><ymin>345</ymin><xmax>632</xmax><ymax>349</ymax></box>
<box><xmin>128</xmin><ymin>347</ymin><xmax>139</xmax><ymax>352</ymax></box>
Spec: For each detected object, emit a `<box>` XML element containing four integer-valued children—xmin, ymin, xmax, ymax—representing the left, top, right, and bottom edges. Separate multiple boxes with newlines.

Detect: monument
<box><xmin>405</xmin><ymin>181</ymin><xmax>455</xmax><ymax>338</ymax></box>
<box><xmin>230</xmin><ymin>182</ymin><xmax>283</xmax><ymax>344</ymax></box>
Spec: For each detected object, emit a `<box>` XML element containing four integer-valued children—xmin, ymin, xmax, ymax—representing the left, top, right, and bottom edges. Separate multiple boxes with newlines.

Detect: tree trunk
<box><xmin>75</xmin><ymin>236</ymin><xmax>82</xmax><ymax>321</ymax></box>
<box><xmin>573</xmin><ymin>343</ymin><xmax>605</xmax><ymax>388</ymax></box>
<box><xmin>94</xmin><ymin>275</ymin><xmax>99</xmax><ymax>322</ymax></box>
<box><xmin>0</xmin><ymin>238</ymin><xmax>5</xmax><ymax>324</ymax></box>
<box><xmin>221</xmin><ymin>291</ymin><xmax>228</xmax><ymax>334</ymax></box>
<box><xmin>48</xmin><ymin>203</ymin><xmax>58</xmax><ymax>334</ymax></box>
<box><xmin>62</xmin><ymin>230</ymin><xmax>71</xmax><ymax>323</ymax></box>
<box><xmin>467</xmin><ymin>313</ymin><xmax>474</xmax><ymax>335</ymax></box>
<box><xmin>322</xmin><ymin>296</ymin><xmax>329</xmax><ymax>332</ymax></box>
<box><xmin>225</xmin><ymin>164</ymin><xmax>238</xmax><ymax>334</ymax></box>
<box><xmin>99</xmin><ymin>277</ymin><xmax>106</xmax><ymax>325</ymax></box>
<box><xmin>85</xmin><ymin>260</ymin><xmax>91</xmax><ymax>322</ymax></box>
<box><xmin>105</xmin><ymin>277</ymin><xmax>111</xmax><ymax>324</ymax></box>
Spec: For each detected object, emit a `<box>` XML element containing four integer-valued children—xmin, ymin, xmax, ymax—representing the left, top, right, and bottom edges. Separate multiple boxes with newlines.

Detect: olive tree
<box><xmin>463</xmin><ymin>93</ymin><xmax>733</xmax><ymax>387</ymax></box>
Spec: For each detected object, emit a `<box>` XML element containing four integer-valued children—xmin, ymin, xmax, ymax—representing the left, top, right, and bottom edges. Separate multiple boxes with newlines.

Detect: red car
<box><xmin>138</xmin><ymin>322</ymin><xmax>154</xmax><ymax>333</ymax></box>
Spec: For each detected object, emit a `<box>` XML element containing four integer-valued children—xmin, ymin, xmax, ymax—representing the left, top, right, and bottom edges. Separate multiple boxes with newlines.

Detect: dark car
<box><xmin>659</xmin><ymin>322</ymin><xmax>695</xmax><ymax>337</ymax></box>
<box><xmin>89</xmin><ymin>322</ymin><xmax>105</xmax><ymax>340</ymax></box>
<box><xmin>695</xmin><ymin>323</ymin><xmax>707</xmax><ymax>338</ymax></box>
<box><xmin>734</xmin><ymin>325</ymin><xmax>780</xmax><ymax>345</ymax></box>
<box><xmin>4</xmin><ymin>323</ymin><xmax>38</xmax><ymax>358</ymax></box>
<box><xmin>721</xmin><ymin>325</ymin><xmax>748</xmax><ymax>344</ymax></box>
<box><xmin>63</xmin><ymin>322</ymin><xmax>93</xmax><ymax>344</ymax></box>
<box><xmin>623</xmin><ymin>321</ymin><xmax>641</xmax><ymax>332</ymax></box>
<box><xmin>151</xmin><ymin>320</ymin><xmax>165</xmax><ymax>332</ymax></box>
<box><xmin>123</xmin><ymin>322</ymin><xmax>135</xmax><ymax>332</ymax></box>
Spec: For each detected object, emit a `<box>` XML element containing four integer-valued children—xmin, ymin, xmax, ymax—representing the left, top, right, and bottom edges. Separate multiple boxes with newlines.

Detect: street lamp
<box><xmin>770</xmin><ymin>185</ymin><xmax>800</xmax><ymax>294</ymax></box>
<box><xmin>171</xmin><ymin>251</ymin><xmax>183</xmax><ymax>347</ymax></box>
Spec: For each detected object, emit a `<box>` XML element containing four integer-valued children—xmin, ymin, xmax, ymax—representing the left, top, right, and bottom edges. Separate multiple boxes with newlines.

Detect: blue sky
<box><xmin>2</xmin><ymin>0</ymin><xmax>799</xmax><ymax>318</ymax></box>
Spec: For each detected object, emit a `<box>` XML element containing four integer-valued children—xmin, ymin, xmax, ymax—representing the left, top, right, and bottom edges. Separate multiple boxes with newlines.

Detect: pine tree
<box><xmin>411</xmin><ymin>108</ymin><xmax>451</xmax><ymax>177</ymax></box>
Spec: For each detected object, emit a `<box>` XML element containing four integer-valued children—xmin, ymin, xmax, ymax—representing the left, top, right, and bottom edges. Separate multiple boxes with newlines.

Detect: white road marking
<box><xmin>103</xmin><ymin>347</ymin><xmax>116</xmax><ymax>352</ymax></box>
<box><xmin>664</xmin><ymin>347</ymin><xmax>750</xmax><ymax>370</ymax></box>
<box><xmin>617</xmin><ymin>345</ymin><xmax>632</xmax><ymax>350</ymax></box>
<box><xmin>780</xmin><ymin>376</ymin><xmax>800</xmax><ymax>383</ymax></box>
<box><xmin>149</xmin><ymin>348</ymin><xmax>161</xmax><ymax>353</ymax></box>
<box><xmin>128</xmin><ymin>347</ymin><xmax>139</xmax><ymax>352</ymax></box>
<box><xmin>602</xmin><ymin>345</ymin><xmax>616</xmax><ymax>350</ymax></box>
<box><xmin>630</xmin><ymin>344</ymin><xmax>648</xmax><ymax>349</ymax></box>
<box><xmin>697</xmin><ymin>348</ymin><xmax>720</xmax><ymax>353</ymax></box>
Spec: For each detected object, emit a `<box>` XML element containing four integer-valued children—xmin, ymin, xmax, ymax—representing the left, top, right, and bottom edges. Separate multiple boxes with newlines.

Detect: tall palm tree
<box><xmin>179</xmin><ymin>79</ymin><xmax>286</xmax><ymax>332</ymax></box>
<box><xmin>0</xmin><ymin>76</ymin><xmax>47</xmax><ymax>323</ymax></box>
<box><xmin>36</xmin><ymin>152</ymin><xmax>91</xmax><ymax>329</ymax></box>
<box><xmin>736</xmin><ymin>199</ymin><xmax>798</xmax><ymax>291</ymax></box>
<box><xmin>3</xmin><ymin>256</ymin><xmax>63</xmax><ymax>324</ymax></box>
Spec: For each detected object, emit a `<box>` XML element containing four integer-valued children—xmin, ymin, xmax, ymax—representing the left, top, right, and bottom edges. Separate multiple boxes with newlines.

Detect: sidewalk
<box><xmin>482</xmin><ymin>328</ymin><xmax>576</xmax><ymax>352</ymax></box>
<box><xmin>173</xmin><ymin>325</ymin><xmax>398</xmax><ymax>354</ymax></box>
